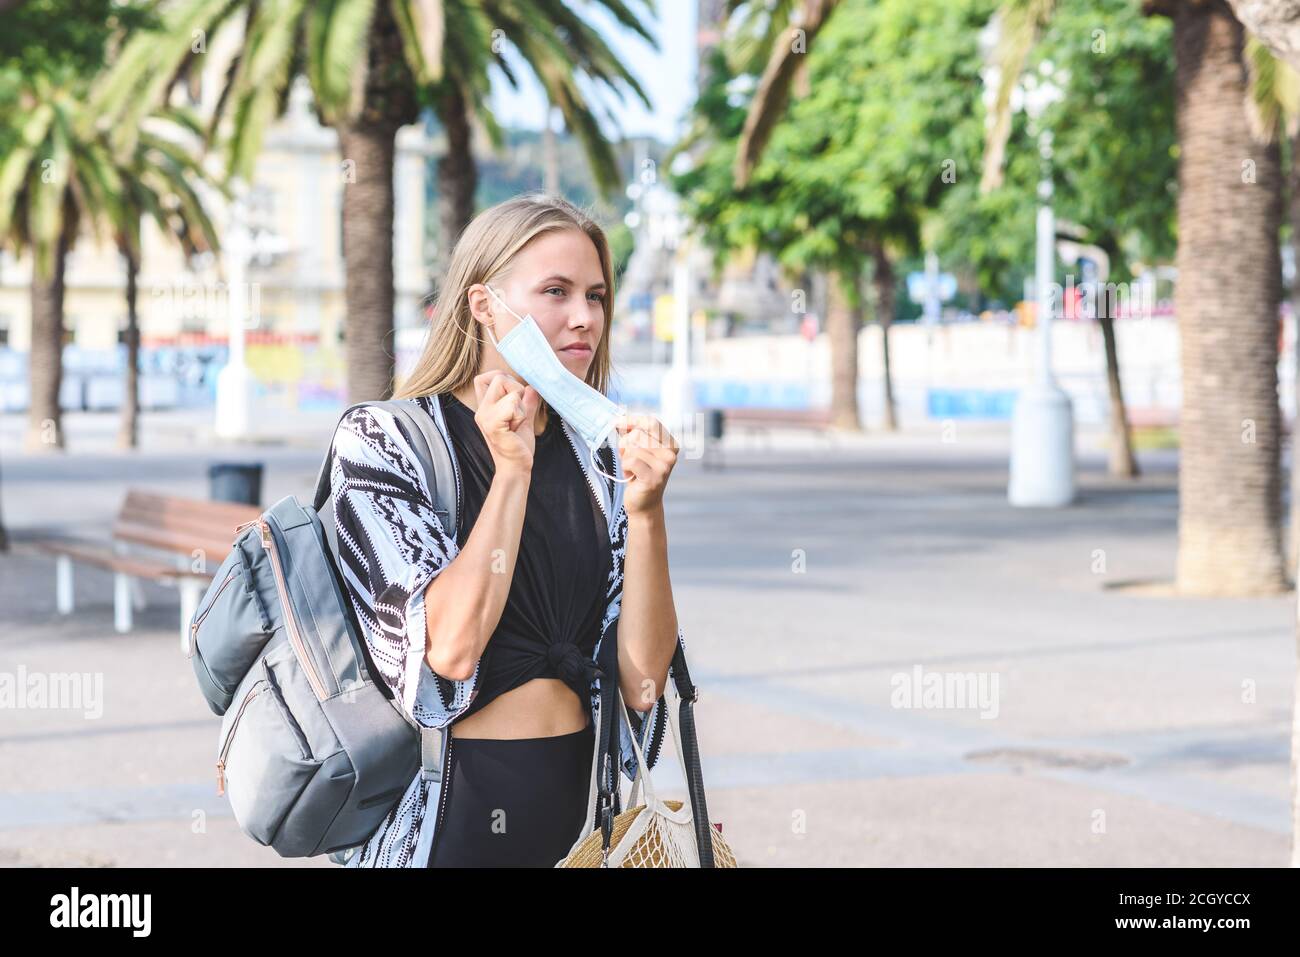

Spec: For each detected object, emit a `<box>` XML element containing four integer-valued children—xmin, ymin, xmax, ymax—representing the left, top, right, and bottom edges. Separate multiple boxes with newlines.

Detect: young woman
<box><xmin>328</xmin><ymin>193</ymin><xmax>686</xmax><ymax>867</ymax></box>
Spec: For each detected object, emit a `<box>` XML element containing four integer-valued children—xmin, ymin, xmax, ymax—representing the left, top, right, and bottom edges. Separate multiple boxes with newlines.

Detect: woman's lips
<box><xmin>560</xmin><ymin>344</ymin><xmax>591</xmax><ymax>355</ymax></box>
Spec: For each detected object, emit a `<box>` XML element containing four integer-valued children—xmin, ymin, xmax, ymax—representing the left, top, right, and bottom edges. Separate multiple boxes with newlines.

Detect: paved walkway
<box><xmin>0</xmin><ymin>407</ymin><xmax>1293</xmax><ymax>866</ymax></box>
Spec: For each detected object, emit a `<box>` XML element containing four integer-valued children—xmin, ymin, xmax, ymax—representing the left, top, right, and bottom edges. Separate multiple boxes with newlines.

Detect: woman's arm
<box><xmin>618</xmin><ymin>506</ymin><xmax>679</xmax><ymax>712</ymax></box>
<box><xmin>424</xmin><ymin>370</ymin><xmax>540</xmax><ymax>682</ymax></box>
<box><xmin>612</xmin><ymin>414</ymin><xmax>682</xmax><ymax>713</ymax></box>
<box><xmin>423</xmin><ymin>468</ymin><xmax>530</xmax><ymax>680</ymax></box>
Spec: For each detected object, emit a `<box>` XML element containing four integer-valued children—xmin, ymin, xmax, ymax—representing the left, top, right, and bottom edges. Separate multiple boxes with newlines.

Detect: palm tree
<box><xmin>111</xmin><ymin>106</ymin><xmax>225</xmax><ymax>448</ymax></box>
<box><xmin>1152</xmin><ymin>0</ymin><xmax>1289</xmax><ymax>595</ymax></box>
<box><xmin>1246</xmin><ymin>28</ymin><xmax>1300</xmax><ymax>869</ymax></box>
<box><xmin>92</xmin><ymin>0</ymin><xmax>658</xmax><ymax>403</ymax></box>
<box><xmin>0</xmin><ymin>75</ymin><xmax>124</xmax><ymax>452</ymax></box>
<box><xmin>724</xmin><ymin>0</ymin><xmax>868</xmax><ymax>431</ymax></box>
<box><xmin>979</xmin><ymin>0</ymin><xmax>1288</xmax><ymax>594</ymax></box>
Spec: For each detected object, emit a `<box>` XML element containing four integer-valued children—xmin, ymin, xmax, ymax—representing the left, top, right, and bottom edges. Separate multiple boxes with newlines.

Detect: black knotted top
<box><xmin>439</xmin><ymin>390</ymin><xmax>612</xmax><ymax>719</ymax></box>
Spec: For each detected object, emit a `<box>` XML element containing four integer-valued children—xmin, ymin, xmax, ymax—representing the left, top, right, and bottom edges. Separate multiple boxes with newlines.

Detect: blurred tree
<box><xmin>0</xmin><ymin>75</ymin><xmax>123</xmax><ymax>452</ymax></box>
<box><xmin>110</xmin><ymin>105</ymin><xmax>226</xmax><ymax>449</ymax></box>
<box><xmin>673</xmin><ymin>0</ymin><xmax>996</xmax><ymax>432</ymax></box>
<box><xmin>730</xmin><ymin>0</ymin><xmax>842</xmax><ymax>189</ymax></box>
<box><xmin>970</xmin><ymin>0</ymin><xmax>1177</xmax><ymax>480</ymax></box>
<box><xmin>0</xmin><ymin>0</ymin><xmax>155</xmax><ymax>545</ymax></box>
<box><xmin>91</xmin><ymin>0</ymin><xmax>657</xmax><ymax>402</ymax></box>
<box><xmin>1147</xmin><ymin>0</ymin><xmax>1289</xmax><ymax>596</ymax></box>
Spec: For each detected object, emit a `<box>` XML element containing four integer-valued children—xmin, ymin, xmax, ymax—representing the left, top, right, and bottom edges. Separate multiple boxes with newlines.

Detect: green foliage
<box><xmin>1038</xmin><ymin>0</ymin><xmax>1177</xmax><ymax>279</ymax></box>
<box><xmin>672</xmin><ymin>0</ymin><xmax>1176</xmax><ymax>307</ymax></box>
<box><xmin>672</xmin><ymin>0</ymin><xmax>998</xmax><ymax>306</ymax></box>
<box><xmin>937</xmin><ymin>0</ymin><xmax>1175</xmax><ymax>295</ymax></box>
<box><xmin>90</xmin><ymin>0</ymin><xmax>656</xmax><ymax>200</ymax></box>
<box><xmin>0</xmin><ymin>0</ymin><xmax>157</xmax><ymax>80</ymax></box>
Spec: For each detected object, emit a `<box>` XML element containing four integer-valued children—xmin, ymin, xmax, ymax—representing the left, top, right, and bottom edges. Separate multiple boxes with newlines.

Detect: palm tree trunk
<box><xmin>24</xmin><ymin>199</ymin><xmax>72</xmax><ymax>453</ymax></box>
<box><xmin>437</xmin><ymin>81</ymin><xmax>477</xmax><ymax>264</ymax></box>
<box><xmin>117</xmin><ymin>240</ymin><xmax>140</xmax><ymax>449</ymax></box>
<box><xmin>1099</xmin><ymin>290</ymin><xmax>1139</xmax><ymax>478</ymax></box>
<box><xmin>338</xmin><ymin>122</ymin><xmax>399</xmax><ymax>402</ymax></box>
<box><xmin>826</xmin><ymin>269</ymin><xmax>862</xmax><ymax>431</ymax></box>
<box><xmin>871</xmin><ymin>245</ymin><xmax>898</xmax><ymax>432</ymax></box>
<box><xmin>1288</xmin><ymin>128</ymin><xmax>1300</xmax><ymax>581</ymax></box>
<box><xmin>1172</xmin><ymin>0</ymin><xmax>1287</xmax><ymax>595</ymax></box>
<box><xmin>335</xmin><ymin>0</ymin><xmax>419</xmax><ymax>403</ymax></box>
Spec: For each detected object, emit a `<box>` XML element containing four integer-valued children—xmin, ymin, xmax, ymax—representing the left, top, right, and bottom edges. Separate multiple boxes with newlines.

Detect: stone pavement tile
<box><xmin>0</xmin><ymin>818</ymin><xmax>334</xmax><ymax>867</ymax></box>
<box><xmin>699</xmin><ymin>772</ymin><xmax>1286</xmax><ymax>867</ymax></box>
<box><xmin>691</xmin><ymin>690</ymin><xmax>892</xmax><ymax>755</ymax></box>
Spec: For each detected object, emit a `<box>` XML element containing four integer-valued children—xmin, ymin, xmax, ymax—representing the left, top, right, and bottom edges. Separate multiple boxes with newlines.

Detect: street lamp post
<box><xmin>659</xmin><ymin>231</ymin><xmax>697</xmax><ymax>443</ymax></box>
<box><xmin>1008</xmin><ymin>66</ymin><xmax>1076</xmax><ymax>507</ymax></box>
<box><xmin>214</xmin><ymin>185</ymin><xmax>254</xmax><ymax>440</ymax></box>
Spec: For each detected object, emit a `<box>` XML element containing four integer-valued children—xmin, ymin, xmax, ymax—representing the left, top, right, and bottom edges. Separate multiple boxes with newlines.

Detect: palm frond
<box><xmin>392</xmin><ymin>0</ymin><xmax>445</xmax><ymax>86</ymax></box>
<box><xmin>979</xmin><ymin>0</ymin><xmax>1055</xmax><ymax>194</ymax></box>
<box><xmin>734</xmin><ymin>0</ymin><xmax>839</xmax><ymax>188</ymax></box>
<box><xmin>1245</xmin><ymin>32</ymin><xmax>1300</xmax><ymax>144</ymax></box>
<box><xmin>304</xmin><ymin>0</ymin><xmax>377</xmax><ymax>123</ymax></box>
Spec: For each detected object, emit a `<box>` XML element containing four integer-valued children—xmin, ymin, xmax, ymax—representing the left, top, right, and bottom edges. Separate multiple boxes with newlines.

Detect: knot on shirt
<box><xmin>545</xmin><ymin>641</ymin><xmax>604</xmax><ymax>693</ymax></box>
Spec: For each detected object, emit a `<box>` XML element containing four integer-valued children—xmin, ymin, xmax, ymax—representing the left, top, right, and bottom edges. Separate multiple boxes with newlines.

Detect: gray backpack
<box><xmin>184</xmin><ymin>399</ymin><xmax>458</xmax><ymax>863</ymax></box>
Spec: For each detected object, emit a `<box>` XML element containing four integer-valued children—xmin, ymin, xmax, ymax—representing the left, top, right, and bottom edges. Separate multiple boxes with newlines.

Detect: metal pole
<box><xmin>215</xmin><ymin>186</ymin><xmax>254</xmax><ymax>439</ymax></box>
<box><xmin>1008</xmin><ymin>123</ymin><xmax>1076</xmax><ymax>507</ymax></box>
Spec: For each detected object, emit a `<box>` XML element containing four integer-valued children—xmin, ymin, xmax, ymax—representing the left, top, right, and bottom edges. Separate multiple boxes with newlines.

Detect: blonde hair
<box><xmin>393</xmin><ymin>192</ymin><xmax>617</xmax><ymax>400</ymax></box>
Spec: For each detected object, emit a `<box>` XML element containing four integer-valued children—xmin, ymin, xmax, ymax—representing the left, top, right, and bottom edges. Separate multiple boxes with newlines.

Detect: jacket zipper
<box><xmin>217</xmin><ymin>680</ymin><xmax>267</xmax><ymax>795</ymax></box>
<box><xmin>561</xmin><ymin>422</ymin><xmax>610</xmax><ymax>526</ymax></box>
<box><xmin>257</xmin><ymin>518</ymin><xmax>329</xmax><ymax>701</ymax></box>
<box><xmin>189</xmin><ymin>565</ymin><xmax>240</xmax><ymax>654</ymax></box>
<box><xmin>434</xmin><ymin>733</ymin><xmax>453</xmax><ymax>832</ymax></box>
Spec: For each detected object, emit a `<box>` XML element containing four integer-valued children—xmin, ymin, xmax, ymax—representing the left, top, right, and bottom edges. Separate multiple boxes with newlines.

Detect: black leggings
<box><xmin>427</xmin><ymin>721</ymin><xmax>595</xmax><ymax>867</ymax></box>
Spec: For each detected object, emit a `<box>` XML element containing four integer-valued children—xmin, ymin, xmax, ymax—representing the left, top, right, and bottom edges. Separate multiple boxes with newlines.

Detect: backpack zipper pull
<box><xmin>216</xmin><ymin>759</ymin><xmax>226</xmax><ymax>796</ymax></box>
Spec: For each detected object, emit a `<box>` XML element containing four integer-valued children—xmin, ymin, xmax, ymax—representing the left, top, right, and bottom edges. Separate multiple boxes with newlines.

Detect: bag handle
<box><xmin>585</xmin><ymin>629</ymin><xmax>716</xmax><ymax>867</ymax></box>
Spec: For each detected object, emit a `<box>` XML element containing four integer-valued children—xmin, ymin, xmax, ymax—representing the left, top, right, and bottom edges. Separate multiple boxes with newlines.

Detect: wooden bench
<box><xmin>23</xmin><ymin>490</ymin><xmax>261</xmax><ymax>648</ymax></box>
<box><xmin>704</xmin><ymin>407</ymin><xmax>835</xmax><ymax>461</ymax></box>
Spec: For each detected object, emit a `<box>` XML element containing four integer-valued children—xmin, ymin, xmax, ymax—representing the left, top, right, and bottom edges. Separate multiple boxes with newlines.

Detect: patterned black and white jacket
<box><xmin>327</xmin><ymin>392</ymin><xmax>685</xmax><ymax>867</ymax></box>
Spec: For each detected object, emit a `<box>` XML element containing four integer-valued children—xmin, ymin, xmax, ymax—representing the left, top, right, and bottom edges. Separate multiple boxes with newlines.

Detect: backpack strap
<box><xmin>310</xmin><ymin>395</ymin><xmax>460</xmax><ymax>786</ymax></box>
<box><xmin>311</xmin><ymin>396</ymin><xmax>459</xmax><ymax>549</ymax></box>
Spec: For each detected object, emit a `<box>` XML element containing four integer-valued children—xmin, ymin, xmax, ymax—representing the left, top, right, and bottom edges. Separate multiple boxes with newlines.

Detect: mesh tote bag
<box><xmin>556</xmin><ymin>632</ymin><xmax>738</xmax><ymax>868</ymax></box>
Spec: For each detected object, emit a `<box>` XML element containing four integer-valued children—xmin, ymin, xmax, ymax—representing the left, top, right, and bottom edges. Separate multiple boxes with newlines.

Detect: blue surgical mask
<box><xmin>483</xmin><ymin>283</ymin><xmax>630</xmax><ymax>485</ymax></box>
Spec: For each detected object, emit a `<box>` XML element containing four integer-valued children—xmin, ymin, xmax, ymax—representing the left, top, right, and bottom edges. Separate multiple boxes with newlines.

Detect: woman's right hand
<box><xmin>473</xmin><ymin>371</ymin><xmax>539</xmax><ymax>476</ymax></box>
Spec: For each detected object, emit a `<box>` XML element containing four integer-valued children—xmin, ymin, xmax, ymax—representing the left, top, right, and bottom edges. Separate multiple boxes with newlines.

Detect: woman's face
<box><xmin>472</xmin><ymin>227</ymin><xmax>607</xmax><ymax>382</ymax></box>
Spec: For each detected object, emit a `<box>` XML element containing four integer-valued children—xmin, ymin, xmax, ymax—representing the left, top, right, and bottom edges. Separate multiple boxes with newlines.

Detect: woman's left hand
<box><xmin>616</xmin><ymin>414</ymin><xmax>679</xmax><ymax>515</ymax></box>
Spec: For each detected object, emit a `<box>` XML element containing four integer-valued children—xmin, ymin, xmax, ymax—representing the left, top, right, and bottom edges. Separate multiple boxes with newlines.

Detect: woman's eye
<box><xmin>543</xmin><ymin>285</ymin><xmax>602</xmax><ymax>302</ymax></box>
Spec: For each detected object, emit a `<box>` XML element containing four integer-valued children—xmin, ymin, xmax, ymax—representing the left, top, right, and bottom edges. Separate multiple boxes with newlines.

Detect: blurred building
<box><xmin>0</xmin><ymin>21</ymin><xmax>433</xmax><ymax>407</ymax></box>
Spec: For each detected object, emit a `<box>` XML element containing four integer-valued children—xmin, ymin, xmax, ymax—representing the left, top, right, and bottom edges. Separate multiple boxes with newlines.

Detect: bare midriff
<box><xmin>450</xmin><ymin>676</ymin><xmax>590</xmax><ymax>739</ymax></box>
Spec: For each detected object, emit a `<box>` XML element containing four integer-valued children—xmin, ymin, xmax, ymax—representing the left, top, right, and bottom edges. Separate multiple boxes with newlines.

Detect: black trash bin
<box><xmin>209</xmin><ymin>462</ymin><xmax>264</xmax><ymax>506</ymax></box>
<box><xmin>707</xmin><ymin>408</ymin><xmax>725</xmax><ymax>440</ymax></box>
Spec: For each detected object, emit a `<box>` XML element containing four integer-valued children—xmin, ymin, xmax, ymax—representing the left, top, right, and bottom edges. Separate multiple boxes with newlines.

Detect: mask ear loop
<box><xmin>590</xmin><ymin>417</ymin><xmax>632</xmax><ymax>486</ymax></box>
<box><xmin>593</xmin><ymin>445</ymin><xmax>628</xmax><ymax>485</ymax></box>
